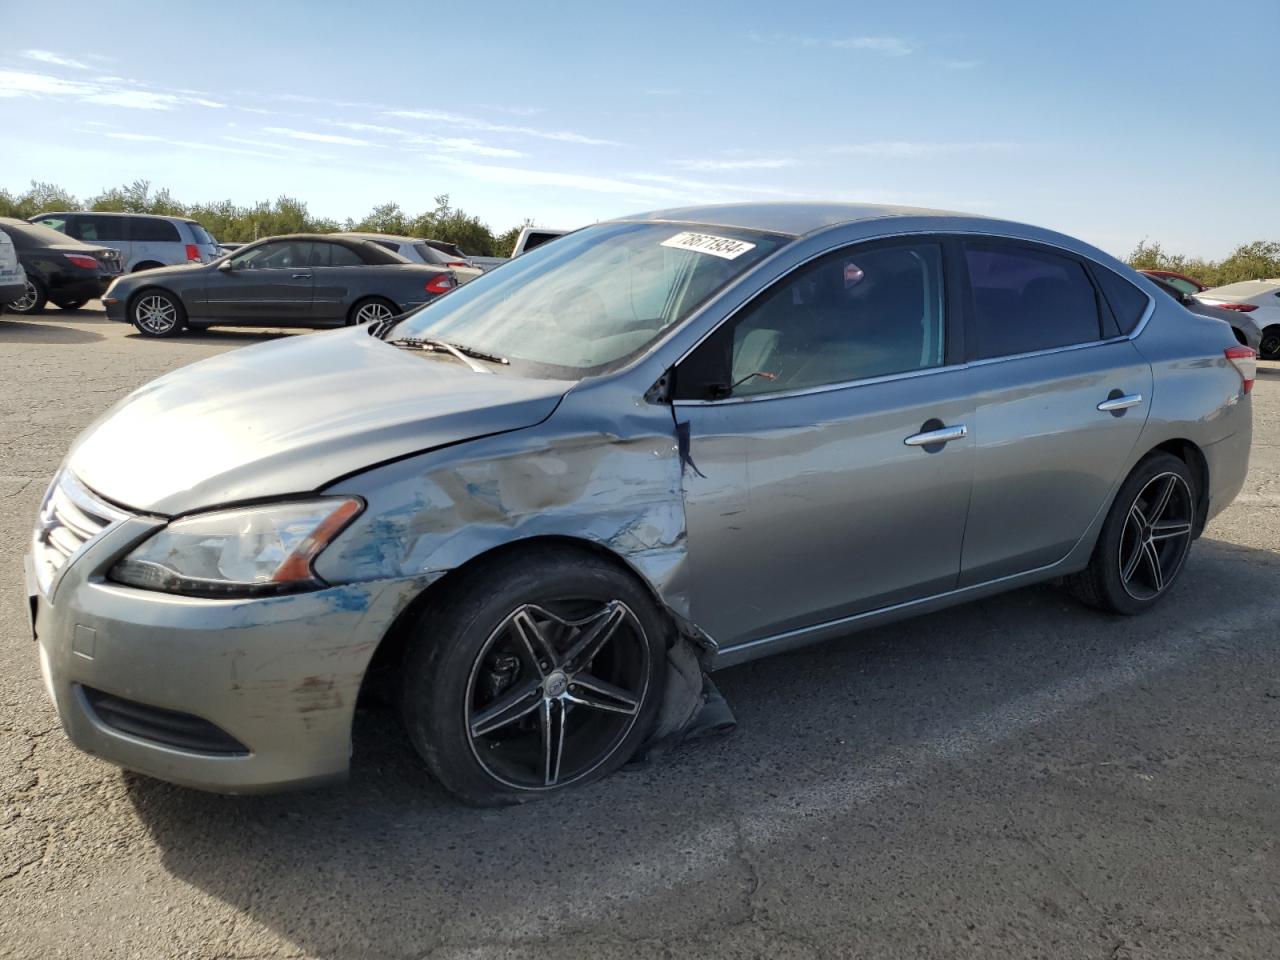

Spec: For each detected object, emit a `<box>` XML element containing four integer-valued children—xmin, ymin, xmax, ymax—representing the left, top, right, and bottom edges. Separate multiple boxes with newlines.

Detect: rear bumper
<box><xmin>1204</xmin><ymin>425</ymin><xmax>1252</xmax><ymax>524</ymax></box>
<box><xmin>0</xmin><ymin>280</ymin><xmax>24</xmax><ymax>303</ymax></box>
<box><xmin>54</xmin><ymin>275</ymin><xmax>113</xmax><ymax>303</ymax></box>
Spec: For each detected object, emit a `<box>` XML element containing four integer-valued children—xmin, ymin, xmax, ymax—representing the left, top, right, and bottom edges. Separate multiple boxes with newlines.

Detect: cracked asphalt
<box><xmin>2</xmin><ymin>306</ymin><xmax>1279</xmax><ymax>959</ymax></box>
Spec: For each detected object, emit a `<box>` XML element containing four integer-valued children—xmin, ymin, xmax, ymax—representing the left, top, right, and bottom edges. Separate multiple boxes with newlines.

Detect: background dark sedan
<box><xmin>1145</xmin><ymin>273</ymin><xmax>1262</xmax><ymax>350</ymax></box>
<box><xmin>0</xmin><ymin>217</ymin><xmax>123</xmax><ymax>315</ymax></box>
<box><xmin>101</xmin><ymin>233</ymin><xmax>462</xmax><ymax>337</ymax></box>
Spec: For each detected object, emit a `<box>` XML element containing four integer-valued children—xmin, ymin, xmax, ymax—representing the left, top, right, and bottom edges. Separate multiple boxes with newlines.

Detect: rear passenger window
<box><xmin>1093</xmin><ymin>266</ymin><xmax>1151</xmax><ymax>334</ymax></box>
<box><xmin>327</xmin><ymin>244</ymin><xmax>364</xmax><ymax>267</ymax></box>
<box><xmin>965</xmin><ymin>245</ymin><xmax>1102</xmax><ymax>359</ymax></box>
<box><xmin>129</xmin><ymin>217</ymin><xmax>181</xmax><ymax>243</ymax></box>
<box><xmin>74</xmin><ymin>216</ymin><xmax>127</xmax><ymax>242</ymax></box>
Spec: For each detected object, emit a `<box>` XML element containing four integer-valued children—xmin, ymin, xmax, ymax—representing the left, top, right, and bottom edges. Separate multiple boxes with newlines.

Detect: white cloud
<box><xmin>322</xmin><ymin>120</ymin><xmax>410</xmax><ymax>136</ymax></box>
<box><xmin>21</xmin><ymin>50</ymin><xmax>89</xmax><ymax>70</ymax></box>
<box><xmin>406</xmin><ymin>135</ymin><xmax>525</xmax><ymax>158</ymax></box>
<box><xmin>626</xmin><ymin>172</ymin><xmax>809</xmax><ymax>199</ymax></box>
<box><xmin>262</xmin><ymin>126</ymin><xmax>371</xmax><ymax>146</ymax></box>
<box><xmin>830</xmin><ymin>141</ymin><xmax>1019</xmax><ymax>158</ymax></box>
<box><xmin>674</xmin><ymin>157</ymin><xmax>798</xmax><ymax>172</ymax></box>
<box><xmin>103</xmin><ymin>132</ymin><xmax>285</xmax><ymax>160</ymax></box>
<box><xmin>386</xmin><ymin>108</ymin><xmax>619</xmax><ymax>146</ymax></box>
<box><xmin>750</xmin><ymin>32</ymin><xmax>914</xmax><ymax>56</ymax></box>
<box><xmin>0</xmin><ymin>69</ymin><xmax>227</xmax><ymax>110</ymax></box>
<box><xmin>82</xmin><ymin>90</ymin><xmax>182</xmax><ymax>110</ymax></box>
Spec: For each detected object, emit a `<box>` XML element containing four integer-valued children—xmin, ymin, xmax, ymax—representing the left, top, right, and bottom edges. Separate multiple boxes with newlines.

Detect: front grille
<box><xmin>31</xmin><ymin>471</ymin><xmax>129</xmax><ymax>596</ymax></box>
<box><xmin>80</xmin><ymin>686</ymin><xmax>250</xmax><ymax>756</ymax></box>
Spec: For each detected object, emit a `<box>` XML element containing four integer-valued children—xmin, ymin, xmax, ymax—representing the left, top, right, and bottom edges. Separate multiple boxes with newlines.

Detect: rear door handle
<box><xmin>1097</xmin><ymin>393</ymin><xmax>1143</xmax><ymax>412</ymax></box>
<box><xmin>292</xmin><ymin>273</ymin><xmax>312</xmax><ymax>279</ymax></box>
<box><xmin>904</xmin><ymin>424</ymin><xmax>968</xmax><ymax>446</ymax></box>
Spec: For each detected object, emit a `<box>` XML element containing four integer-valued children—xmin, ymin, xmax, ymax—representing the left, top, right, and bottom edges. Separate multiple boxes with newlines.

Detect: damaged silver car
<box><xmin>27</xmin><ymin>203</ymin><xmax>1253</xmax><ymax>804</ymax></box>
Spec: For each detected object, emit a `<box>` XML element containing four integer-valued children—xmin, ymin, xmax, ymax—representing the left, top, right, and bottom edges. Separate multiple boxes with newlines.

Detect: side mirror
<box><xmin>218</xmin><ymin>260</ymin><xmax>233</xmax><ymax>273</ymax></box>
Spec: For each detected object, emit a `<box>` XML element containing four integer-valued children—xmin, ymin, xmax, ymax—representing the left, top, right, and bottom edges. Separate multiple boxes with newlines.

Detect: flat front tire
<box><xmin>1066</xmin><ymin>452</ymin><xmax>1197</xmax><ymax>615</ymax></box>
<box><xmin>401</xmin><ymin>547</ymin><xmax>667</xmax><ymax>806</ymax></box>
<box><xmin>130</xmin><ymin>290</ymin><xmax>186</xmax><ymax>338</ymax></box>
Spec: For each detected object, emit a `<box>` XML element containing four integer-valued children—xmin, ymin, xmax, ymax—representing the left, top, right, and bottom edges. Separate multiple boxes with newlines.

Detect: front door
<box><xmin>197</xmin><ymin>240</ymin><xmax>315</xmax><ymax>323</ymax></box>
<box><xmin>673</xmin><ymin>239</ymin><xmax>975</xmax><ymax>649</ymax></box>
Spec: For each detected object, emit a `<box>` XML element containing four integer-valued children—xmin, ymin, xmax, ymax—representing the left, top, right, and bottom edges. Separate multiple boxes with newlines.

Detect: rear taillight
<box><xmin>426</xmin><ymin>275</ymin><xmax>457</xmax><ymax>295</ymax></box>
<box><xmin>63</xmin><ymin>254</ymin><xmax>99</xmax><ymax>269</ymax></box>
<box><xmin>1225</xmin><ymin>346</ymin><xmax>1257</xmax><ymax>394</ymax></box>
<box><xmin>445</xmin><ymin>260</ymin><xmax>469</xmax><ymax>268</ymax></box>
<box><xmin>185</xmin><ymin>244</ymin><xmax>200</xmax><ymax>262</ymax></box>
<box><xmin>1219</xmin><ymin>303</ymin><xmax>1258</xmax><ymax>313</ymax></box>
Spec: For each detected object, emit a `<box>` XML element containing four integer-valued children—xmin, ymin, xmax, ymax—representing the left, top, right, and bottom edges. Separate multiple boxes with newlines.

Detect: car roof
<box><xmin>1200</xmin><ymin>279</ymin><xmax>1280</xmax><ymax>301</ymax></box>
<box><xmin>32</xmin><ymin>211</ymin><xmax>193</xmax><ymax>222</ymax></box>
<box><xmin>335</xmin><ymin>232</ymin><xmax>423</xmax><ymax>245</ymax></box>
<box><xmin>618</xmin><ymin>201</ymin><xmax>985</xmax><ymax>237</ymax></box>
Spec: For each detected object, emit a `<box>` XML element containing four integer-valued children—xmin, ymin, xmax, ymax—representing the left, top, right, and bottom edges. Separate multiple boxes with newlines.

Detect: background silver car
<box><xmin>336</xmin><ymin>232</ymin><xmax>482</xmax><ymax>285</ymax></box>
<box><xmin>28</xmin><ymin>203</ymin><xmax>1253</xmax><ymax>805</ymax></box>
<box><xmin>30</xmin><ymin>211</ymin><xmax>221</xmax><ymax>271</ymax></box>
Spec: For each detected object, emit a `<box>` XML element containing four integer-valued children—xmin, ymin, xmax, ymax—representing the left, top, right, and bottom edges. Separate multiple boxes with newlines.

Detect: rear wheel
<box><xmin>348</xmin><ymin>297</ymin><xmax>398</xmax><ymax>326</ymax></box>
<box><xmin>1066</xmin><ymin>452</ymin><xmax>1197</xmax><ymax>615</ymax></box>
<box><xmin>130</xmin><ymin>290</ymin><xmax>186</xmax><ymax>338</ymax></box>
<box><xmin>7</xmin><ymin>278</ymin><xmax>46</xmax><ymax>315</ymax></box>
<box><xmin>53</xmin><ymin>299</ymin><xmax>87</xmax><ymax>311</ymax></box>
<box><xmin>1260</xmin><ymin>325</ymin><xmax>1280</xmax><ymax>361</ymax></box>
<box><xmin>401</xmin><ymin>547</ymin><xmax>667</xmax><ymax>806</ymax></box>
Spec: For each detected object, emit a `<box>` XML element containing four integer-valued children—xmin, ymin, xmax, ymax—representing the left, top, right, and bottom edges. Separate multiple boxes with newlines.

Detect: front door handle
<box><xmin>292</xmin><ymin>273</ymin><xmax>312</xmax><ymax>279</ymax></box>
<box><xmin>904</xmin><ymin>424</ymin><xmax>968</xmax><ymax>447</ymax></box>
<box><xmin>1097</xmin><ymin>393</ymin><xmax>1143</xmax><ymax>412</ymax></box>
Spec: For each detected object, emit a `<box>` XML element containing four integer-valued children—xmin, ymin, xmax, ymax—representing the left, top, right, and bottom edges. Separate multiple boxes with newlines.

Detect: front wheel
<box><xmin>401</xmin><ymin>547</ymin><xmax>667</xmax><ymax>806</ymax></box>
<box><xmin>1065</xmin><ymin>452</ymin><xmax>1197</xmax><ymax>615</ymax></box>
<box><xmin>130</xmin><ymin>290</ymin><xmax>186</xmax><ymax>338</ymax></box>
<box><xmin>7</xmin><ymin>278</ymin><xmax>46</xmax><ymax>315</ymax></box>
<box><xmin>1260</xmin><ymin>325</ymin><xmax>1280</xmax><ymax>362</ymax></box>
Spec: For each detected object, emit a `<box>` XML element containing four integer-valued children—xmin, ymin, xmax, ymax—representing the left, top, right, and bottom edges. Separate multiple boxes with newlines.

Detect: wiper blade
<box><xmin>387</xmin><ymin>337</ymin><xmax>507</xmax><ymax>372</ymax></box>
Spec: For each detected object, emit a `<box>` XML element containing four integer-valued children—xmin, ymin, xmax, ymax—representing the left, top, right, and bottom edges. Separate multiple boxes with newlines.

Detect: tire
<box><xmin>129</xmin><ymin>290</ymin><xmax>186</xmax><ymax>338</ymax></box>
<box><xmin>53</xmin><ymin>299</ymin><xmax>87</xmax><ymax>311</ymax></box>
<box><xmin>347</xmin><ymin>297</ymin><xmax>399</xmax><ymax>326</ymax></box>
<box><xmin>1260</xmin><ymin>325</ymin><xmax>1280</xmax><ymax>362</ymax></box>
<box><xmin>401</xmin><ymin>546</ymin><xmax>668</xmax><ymax>806</ymax></box>
<box><xmin>1065</xmin><ymin>452</ymin><xmax>1197</xmax><ymax>615</ymax></box>
<box><xmin>7</xmin><ymin>277</ymin><xmax>47</xmax><ymax>315</ymax></box>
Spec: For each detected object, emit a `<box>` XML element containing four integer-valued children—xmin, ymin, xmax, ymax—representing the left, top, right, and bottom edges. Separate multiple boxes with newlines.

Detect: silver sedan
<box><xmin>28</xmin><ymin>203</ymin><xmax>1253</xmax><ymax>804</ymax></box>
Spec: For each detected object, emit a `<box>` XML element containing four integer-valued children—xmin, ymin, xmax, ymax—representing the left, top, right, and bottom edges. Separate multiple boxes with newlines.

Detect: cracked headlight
<box><xmin>111</xmin><ymin>498</ymin><xmax>363</xmax><ymax>597</ymax></box>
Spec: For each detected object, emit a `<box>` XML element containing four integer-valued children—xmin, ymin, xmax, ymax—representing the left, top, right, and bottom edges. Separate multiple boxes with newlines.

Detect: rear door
<box><xmin>958</xmin><ymin>241</ymin><xmax>1153</xmax><ymax>585</ymax></box>
<box><xmin>199</xmin><ymin>240</ymin><xmax>315</xmax><ymax>324</ymax></box>
<box><xmin>128</xmin><ymin>216</ymin><xmax>181</xmax><ymax>267</ymax></box>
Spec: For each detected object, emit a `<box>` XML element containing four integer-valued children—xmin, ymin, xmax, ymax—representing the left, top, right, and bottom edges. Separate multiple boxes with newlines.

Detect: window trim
<box><xmin>671</xmin><ymin>234</ymin><xmax>962</xmax><ymax>403</ymax></box>
<box><xmin>670</xmin><ymin>230</ymin><xmax>1154</xmax><ymax>408</ymax></box>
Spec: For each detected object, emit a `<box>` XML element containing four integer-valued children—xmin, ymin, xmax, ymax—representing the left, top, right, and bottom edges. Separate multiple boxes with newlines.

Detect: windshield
<box><xmin>390</xmin><ymin>221</ymin><xmax>789</xmax><ymax>378</ymax></box>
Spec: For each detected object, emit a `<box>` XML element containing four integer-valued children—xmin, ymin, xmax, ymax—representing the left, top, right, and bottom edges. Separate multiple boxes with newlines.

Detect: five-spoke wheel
<box><xmin>1067</xmin><ymin>452</ymin><xmax>1198</xmax><ymax>614</ymax></box>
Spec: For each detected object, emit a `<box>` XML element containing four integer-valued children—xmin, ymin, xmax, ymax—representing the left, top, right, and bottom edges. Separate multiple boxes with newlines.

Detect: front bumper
<box><xmin>28</xmin><ymin>512</ymin><xmax>432</xmax><ymax>793</ymax></box>
<box><xmin>102</xmin><ymin>295</ymin><xmax>127</xmax><ymax>321</ymax></box>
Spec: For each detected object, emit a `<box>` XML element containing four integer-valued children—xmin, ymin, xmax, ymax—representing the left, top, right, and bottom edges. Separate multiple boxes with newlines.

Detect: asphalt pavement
<box><xmin>2</xmin><ymin>306</ymin><xmax>1278</xmax><ymax>959</ymax></box>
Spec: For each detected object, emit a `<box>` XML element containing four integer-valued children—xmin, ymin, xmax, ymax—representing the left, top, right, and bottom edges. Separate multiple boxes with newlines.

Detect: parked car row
<box><xmin>1139</xmin><ymin>269</ymin><xmax>1280</xmax><ymax>360</ymax></box>
<box><xmin>0</xmin><ymin>217</ymin><xmax>123</xmax><ymax>314</ymax></box>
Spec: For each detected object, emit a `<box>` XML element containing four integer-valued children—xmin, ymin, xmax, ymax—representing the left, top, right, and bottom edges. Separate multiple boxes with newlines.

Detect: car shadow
<box><xmin>0</xmin><ymin>317</ymin><xmax>105</xmax><ymax>345</ymax></box>
<box><xmin>124</xmin><ymin>536</ymin><xmax>1280</xmax><ymax>956</ymax></box>
<box><xmin>125</xmin><ymin>328</ymin><xmax>301</xmax><ymax>344</ymax></box>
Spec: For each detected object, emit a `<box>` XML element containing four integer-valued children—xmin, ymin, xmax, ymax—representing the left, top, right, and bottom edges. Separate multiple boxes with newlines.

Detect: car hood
<box><xmin>69</xmin><ymin>328</ymin><xmax>571</xmax><ymax>515</ymax></box>
<box><xmin>111</xmin><ymin>261</ymin><xmax>207</xmax><ymax>284</ymax></box>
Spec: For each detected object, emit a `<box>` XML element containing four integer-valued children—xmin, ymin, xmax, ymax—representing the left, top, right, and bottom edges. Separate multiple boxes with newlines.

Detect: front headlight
<box><xmin>111</xmin><ymin>498</ymin><xmax>363</xmax><ymax>597</ymax></box>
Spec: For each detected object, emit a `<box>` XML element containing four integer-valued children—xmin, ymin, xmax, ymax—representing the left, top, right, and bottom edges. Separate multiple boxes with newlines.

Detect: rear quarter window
<box><xmin>1094</xmin><ymin>267</ymin><xmax>1152</xmax><ymax>334</ymax></box>
<box><xmin>129</xmin><ymin>217</ymin><xmax>181</xmax><ymax>243</ymax></box>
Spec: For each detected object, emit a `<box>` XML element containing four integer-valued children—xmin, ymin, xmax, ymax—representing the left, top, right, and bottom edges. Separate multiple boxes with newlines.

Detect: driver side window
<box><xmin>675</xmin><ymin>241</ymin><xmax>946</xmax><ymax>400</ymax></box>
<box><xmin>230</xmin><ymin>241</ymin><xmax>309</xmax><ymax>270</ymax></box>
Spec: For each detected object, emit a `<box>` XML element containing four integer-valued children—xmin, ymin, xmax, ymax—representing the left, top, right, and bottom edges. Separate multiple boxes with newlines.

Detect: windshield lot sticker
<box><xmin>661</xmin><ymin>232</ymin><xmax>756</xmax><ymax>260</ymax></box>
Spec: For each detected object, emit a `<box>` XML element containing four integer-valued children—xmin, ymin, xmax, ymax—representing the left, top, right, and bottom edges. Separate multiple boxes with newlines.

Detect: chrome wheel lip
<box><xmin>463</xmin><ymin>599</ymin><xmax>650</xmax><ymax>792</ymax></box>
<box><xmin>1118</xmin><ymin>471</ymin><xmax>1194</xmax><ymax>602</ymax></box>
<box><xmin>8</xmin><ymin>279</ymin><xmax>38</xmax><ymax>312</ymax></box>
<box><xmin>134</xmin><ymin>294</ymin><xmax>178</xmax><ymax>334</ymax></box>
<box><xmin>354</xmin><ymin>301</ymin><xmax>394</xmax><ymax>324</ymax></box>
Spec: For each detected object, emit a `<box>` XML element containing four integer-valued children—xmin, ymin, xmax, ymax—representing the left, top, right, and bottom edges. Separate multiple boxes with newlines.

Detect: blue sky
<box><xmin>2</xmin><ymin>0</ymin><xmax>1276</xmax><ymax>258</ymax></box>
